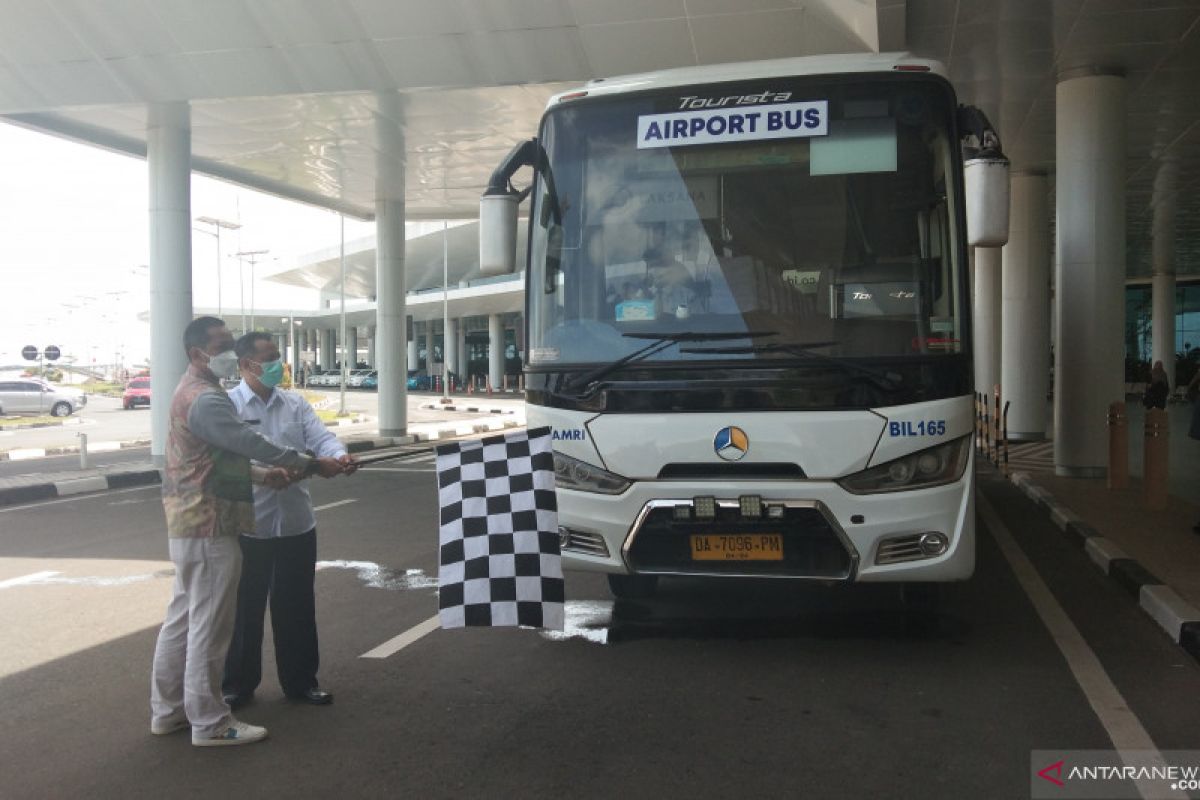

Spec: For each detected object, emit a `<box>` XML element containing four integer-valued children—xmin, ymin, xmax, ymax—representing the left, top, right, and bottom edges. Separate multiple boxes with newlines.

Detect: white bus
<box><xmin>480</xmin><ymin>53</ymin><xmax>1009</xmax><ymax>606</ymax></box>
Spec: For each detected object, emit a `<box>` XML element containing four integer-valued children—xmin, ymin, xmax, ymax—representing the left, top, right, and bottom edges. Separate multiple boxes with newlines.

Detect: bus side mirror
<box><xmin>479</xmin><ymin>191</ymin><xmax>520</xmax><ymax>276</ymax></box>
<box><xmin>963</xmin><ymin>156</ymin><xmax>1010</xmax><ymax>247</ymax></box>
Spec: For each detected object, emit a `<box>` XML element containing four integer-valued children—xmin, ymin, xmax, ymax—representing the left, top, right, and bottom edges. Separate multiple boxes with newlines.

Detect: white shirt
<box><xmin>228</xmin><ymin>381</ymin><xmax>347</xmax><ymax>538</ymax></box>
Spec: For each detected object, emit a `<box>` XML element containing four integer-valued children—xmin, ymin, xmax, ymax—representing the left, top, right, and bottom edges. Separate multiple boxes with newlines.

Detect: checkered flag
<box><xmin>436</xmin><ymin>426</ymin><xmax>564</xmax><ymax>630</ymax></box>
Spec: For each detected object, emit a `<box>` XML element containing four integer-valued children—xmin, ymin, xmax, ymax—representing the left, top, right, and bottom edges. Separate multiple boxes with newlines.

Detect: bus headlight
<box><xmin>553</xmin><ymin>451</ymin><xmax>630</xmax><ymax>495</ymax></box>
<box><xmin>839</xmin><ymin>436</ymin><xmax>971</xmax><ymax>495</ymax></box>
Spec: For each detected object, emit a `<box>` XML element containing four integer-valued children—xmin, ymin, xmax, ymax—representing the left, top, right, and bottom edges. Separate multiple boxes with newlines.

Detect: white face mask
<box><xmin>205</xmin><ymin>349</ymin><xmax>240</xmax><ymax>379</ymax></box>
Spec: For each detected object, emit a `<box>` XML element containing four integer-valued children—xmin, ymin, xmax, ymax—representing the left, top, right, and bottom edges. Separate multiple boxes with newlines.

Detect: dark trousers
<box><xmin>222</xmin><ymin>529</ymin><xmax>320</xmax><ymax>698</ymax></box>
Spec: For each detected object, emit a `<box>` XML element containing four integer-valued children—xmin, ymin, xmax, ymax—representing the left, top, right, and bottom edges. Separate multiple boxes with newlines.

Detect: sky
<box><xmin>0</xmin><ymin>121</ymin><xmax>377</xmax><ymax>370</ymax></box>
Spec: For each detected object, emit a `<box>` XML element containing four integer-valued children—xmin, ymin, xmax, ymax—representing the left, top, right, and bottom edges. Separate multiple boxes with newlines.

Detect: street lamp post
<box><xmin>441</xmin><ymin>219</ymin><xmax>451</xmax><ymax>404</ymax></box>
<box><xmin>338</xmin><ymin>214</ymin><xmax>347</xmax><ymax>416</ymax></box>
<box><xmin>234</xmin><ymin>249</ymin><xmax>268</xmax><ymax>333</ymax></box>
<box><xmin>195</xmin><ymin>216</ymin><xmax>241</xmax><ymax>317</ymax></box>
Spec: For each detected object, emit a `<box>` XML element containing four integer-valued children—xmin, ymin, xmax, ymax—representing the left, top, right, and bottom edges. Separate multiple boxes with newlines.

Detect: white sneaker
<box><xmin>150</xmin><ymin>714</ymin><xmax>189</xmax><ymax>735</ymax></box>
<box><xmin>192</xmin><ymin>718</ymin><xmax>268</xmax><ymax>747</ymax></box>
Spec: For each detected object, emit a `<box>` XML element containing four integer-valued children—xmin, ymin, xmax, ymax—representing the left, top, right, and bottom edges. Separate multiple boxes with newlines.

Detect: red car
<box><xmin>122</xmin><ymin>377</ymin><xmax>151</xmax><ymax>410</ymax></box>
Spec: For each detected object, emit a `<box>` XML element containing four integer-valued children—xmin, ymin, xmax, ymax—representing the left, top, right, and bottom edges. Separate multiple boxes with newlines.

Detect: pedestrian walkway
<box><xmin>995</xmin><ymin>398</ymin><xmax>1200</xmax><ymax>611</ymax></box>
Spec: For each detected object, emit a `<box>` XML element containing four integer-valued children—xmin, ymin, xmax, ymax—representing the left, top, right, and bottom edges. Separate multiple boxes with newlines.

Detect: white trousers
<box><xmin>150</xmin><ymin>536</ymin><xmax>243</xmax><ymax>736</ymax></box>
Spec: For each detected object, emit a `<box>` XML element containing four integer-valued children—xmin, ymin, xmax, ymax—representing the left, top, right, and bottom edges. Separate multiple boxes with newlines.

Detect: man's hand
<box><xmin>337</xmin><ymin>454</ymin><xmax>359</xmax><ymax>476</ymax></box>
<box><xmin>313</xmin><ymin>457</ymin><xmax>344</xmax><ymax>478</ymax></box>
<box><xmin>262</xmin><ymin>467</ymin><xmax>294</xmax><ymax>490</ymax></box>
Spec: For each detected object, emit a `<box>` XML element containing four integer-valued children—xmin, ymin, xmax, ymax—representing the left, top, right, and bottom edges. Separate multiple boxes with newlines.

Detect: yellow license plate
<box><xmin>690</xmin><ymin>534</ymin><xmax>784</xmax><ymax>561</ymax></box>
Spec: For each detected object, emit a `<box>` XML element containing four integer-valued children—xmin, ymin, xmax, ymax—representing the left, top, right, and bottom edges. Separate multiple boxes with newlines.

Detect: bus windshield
<box><xmin>527</xmin><ymin>77</ymin><xmax>965</xmax><ymax>372</ymax></box>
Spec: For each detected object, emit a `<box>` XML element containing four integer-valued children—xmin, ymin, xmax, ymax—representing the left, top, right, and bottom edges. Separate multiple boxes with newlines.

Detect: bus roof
<box><xmin>547</xmin><ymin>52</ymin><xmax>948</xmax><ymax>107</ymax></box>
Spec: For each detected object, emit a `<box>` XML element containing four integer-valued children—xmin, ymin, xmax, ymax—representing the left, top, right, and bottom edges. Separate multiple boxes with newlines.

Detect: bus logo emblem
<box><xmin>714</xmin><ymin>426</ymin><xmax>749</xmax><ymax>461</ymax></box>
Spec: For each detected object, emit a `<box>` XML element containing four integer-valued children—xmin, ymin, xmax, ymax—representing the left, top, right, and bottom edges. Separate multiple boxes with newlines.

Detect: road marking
<box><xmin>361</xmin><ymin>467</ymin><xmax>435</xmax><ymax>473</ymax></box>
<box><xmin>0</xmin><ymin>571</ymin><xmax>61</xmax><ymax>589</ymax></box>
<box><xmin>0</xmin><ymin>484</ymin><xmax>158</xmax><ymax>513</ymax></box>
<box><xmin>978</xmin><ymin>495</ymin><xmax>1180</xmax><ymax>800</ymax></box>
<box><xmin>314</xmin><ymin>498</ymin><xmax>358</xmax><ymax>512</ymax></box>
<box><xmin>361</xmin><ymin>614</ymin><xmax>441</xmax><ymax>659</ymax></box>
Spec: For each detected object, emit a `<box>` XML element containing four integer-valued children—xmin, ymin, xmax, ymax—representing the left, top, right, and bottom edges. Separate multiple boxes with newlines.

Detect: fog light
<box><xmin>739</xmin><ymin>494</ymin><xmax>762</xmax><ymax>518</ymax></box>
<box><xmin>673</xmin><ymin>504</ymin><xmax>691</xmax><ymax>521</ymax></box>
<box><xmin>918</xmin><ymin>532</ymin><xmax>948</xmax><ymax>556</ymax></box>
<box><xmin>767</xmin><ymin>504</ymin><xmax>785</xmax><ymax>519</ymax></box>
<box><xmin>693</xmin><ymin>496</ymin><xmax>716</xmax><ymax>520</ymax></box>
<box><xmin>558</xmin><ymin>527</ymin><xmax>571</xmax><ymax>548</ymax></box>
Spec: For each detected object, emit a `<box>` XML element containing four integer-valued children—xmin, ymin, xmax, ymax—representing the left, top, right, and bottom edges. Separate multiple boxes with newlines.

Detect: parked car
<box><xmin>361</xmin><ymin>373</ymin><xmax>378</xmax><ymax>390</ymax></box>
<box><xmin>346</xmin><ymin>369</ymin><xmax>375</xmax><ymax>388</ymax></box>
<box><xmin>406</xmin><ymin>371</ymin><xmax>431</xmax><ymax>391</ymax></box>
<box><xmin>122</xmin><ymin>377</ymin><xmax>151</xmax><ymax>409</ymax></box>
<box><xmin>0</xmin><ymin>379</ymin><xmax>87</xmax><ymax>417</ymax></box>
<box><xmin>306</xmin><ymin>370</ymin><xmax>335</xmax><ymax>388</ymax></box>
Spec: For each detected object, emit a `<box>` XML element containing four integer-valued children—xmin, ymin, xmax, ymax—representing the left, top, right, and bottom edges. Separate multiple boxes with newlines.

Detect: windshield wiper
<box><xmin>677</xmin><ymin>342</ymin><xmax>903</xmax><ymax>389</ymax></box>
<box><xmin>560</xmin><ymin>331</ymin><xmax>777</xmax><ymax>395</ymax></box>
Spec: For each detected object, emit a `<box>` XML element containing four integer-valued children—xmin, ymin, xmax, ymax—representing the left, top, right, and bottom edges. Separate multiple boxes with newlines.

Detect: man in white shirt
<box><xmin>222</xmin><ymin>332</ymin><xmax>357</xmax><ymax>708</ymax></box>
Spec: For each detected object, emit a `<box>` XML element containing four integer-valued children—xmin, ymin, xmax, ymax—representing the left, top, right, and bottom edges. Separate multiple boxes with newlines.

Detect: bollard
<box><xmin>1144</xmin><ymin>407</ymin><xmax>1169</xmax><ymax>510</ymax></box>
<box><xmin>992</xmin><ymin>385</ymin><xmax>1001</xmax><ymax>466</ymax></box>
<box><xmin>78</xmin><ymin>432</ymin><xmax>88</xmax><ymax>470</ymax></box>
<box><xmin>485</xmin><ymin>377</ymin><xmax>493</xmax><ymax>396</ymax></box>
<box><xmin>1002</xmin><ymin>401</ymin><xmax>1011</xmax><ymax>476</ymax></box>
<box><xmin>1107</xmin><ymin>401</ymin><xmax>1129</xmax><ymax>489</ymax></box>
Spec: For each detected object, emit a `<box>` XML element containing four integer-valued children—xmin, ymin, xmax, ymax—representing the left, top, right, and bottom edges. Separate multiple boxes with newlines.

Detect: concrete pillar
<box><xmin>1001</xmin><ymin>172</ymin><xmax>1051</xmax><ymax>441</ymax></box>
<box><xmin>1151</xmin><ymin>162</ymin><xmax>1179</xmax><ymax>387</ymax></box>
<box><xmin>488</xmin><ymin>313</ymin><xmax>504</xmax><ymax>390</ymax></box>
<box><xmin>1054</xmin><ymin>72</ymin><xmax>1126</xmax><ymax>477</ymax></box>
<box><xmin>148</xmin><ymin>102</ymin><xmax>192</xmax><ymax>465</ymax></box>
<box><xmin>425</xmin><ymin>323</ymin><xmax>436</xmax><ymax>374</ymax></box>
<box><xmin>367</xmin><ymin>326</ymin><xmax>377</xmax><ymax>368</ymax></box>
<box><xmin>320</xmin><ymin>329</ymin><xmax>335</xmax><ymax>370</ymax></box>
<box><xmin>375</xmin><ymin>92</ymin><xmax>407</xmax><ymax>435</ymax></box>
<box><xmin>444</xmin><ymin>318</ymin><xmax>457</xmax><ymax>380</ymax></box>
<box><xmin>973</xmin><ymin>247</ymin><xmax>1002</xmax><ymax>401</ymax></box>
<box><xmin>457</xmin><ymin>320</ymin><xmax>467</xmax><ymax>382</ymax></box>
<box><xmin>407</xmin><ymin>338</ymin><xmax>419</xmax><ymax>372</ymax></box>
<box><xmin>347</xmin><ymin>325</ymin><xmax>358</xmax><ymax>367</ymax></box>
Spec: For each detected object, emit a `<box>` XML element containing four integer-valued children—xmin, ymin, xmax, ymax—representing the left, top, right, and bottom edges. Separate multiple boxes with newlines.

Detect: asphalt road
<box><xmin>1</xmin><ymin>460</ymin><xmax>1198</xmax><ymax>799</ymax></box>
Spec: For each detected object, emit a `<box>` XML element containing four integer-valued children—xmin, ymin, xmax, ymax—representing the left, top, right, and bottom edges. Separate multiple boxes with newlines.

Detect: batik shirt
<box><xmin>162</xmin><ymin>365</ymin><xmax>310</xmax><ymax>538</ymax></box>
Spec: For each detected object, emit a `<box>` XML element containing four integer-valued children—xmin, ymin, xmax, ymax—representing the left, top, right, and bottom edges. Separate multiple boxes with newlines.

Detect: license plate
<box><xmin>690</xmin><ymin>533</ymin><xmax>783</xmax><ymax>561</ymax></box>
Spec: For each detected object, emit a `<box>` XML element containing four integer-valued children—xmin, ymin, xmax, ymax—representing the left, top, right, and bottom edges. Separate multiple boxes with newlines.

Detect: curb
<box><xmin>0</xmin><ymin>439</ymin><xmax>151</xmax><ymax>462</ymax></box>
<box><xmin>324</xmin><ymin>415</ymin><xmax>368</xmax><ymax>428</ymax></box>
<box><xmin>0</xmin><ymin>468</ymin><xmax>163</xmax><ymax>507</ymax></box>
<box><xmin>418</xmin><ymin>404</ymin><xmax>516</xmax><ymax>415</ymax></box>
<box><xmin>0</xmin><ymin>416</ymin><xmax>85</xmax><ymax>434</ymax></box>
<box><xmin>1005</xmin><ymin>468</ymin><xmax>1200</xmax><ymax>664</ymax></box>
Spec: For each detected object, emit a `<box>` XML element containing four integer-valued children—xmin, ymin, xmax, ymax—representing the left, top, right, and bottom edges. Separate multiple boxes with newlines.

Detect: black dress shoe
<box><xmin>223</xmin><ymin>691</ymin><xmax>254</xmax><ymax>710</ymax></box>
<box><xmin>287</xmin><ymin>688</ymin><xmax>333</xmax><ymax>705</ymax></box>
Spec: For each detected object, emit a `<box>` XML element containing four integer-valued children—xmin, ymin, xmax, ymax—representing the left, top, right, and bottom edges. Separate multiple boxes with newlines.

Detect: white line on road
<box><xmin>314</xmin><ymin>498</ymin><xmax>358</xmax><ymax>512</ymax></box>
<box><xmin>978</xmin><ymin>495</ymin><xmax>1182</xmax><ymax>800</ymax></box>
<box><xmin>0</xmin><ymin>485</ymin><xmax>158</xmax><ymax>514</ymax></box>
<box><xmin>360</xmin><ymin>467</ymin><xmax>436</xmax><ymax>473</ymax></box>
<box><xmin>360</xmin><ymin>615</ymin><xmax>441</xmax><ymax>659</ymax></box>
<box><xmin>0</xmin><ymin>571</ymin><xmax>61</xmax><ymax>589</ymax></box>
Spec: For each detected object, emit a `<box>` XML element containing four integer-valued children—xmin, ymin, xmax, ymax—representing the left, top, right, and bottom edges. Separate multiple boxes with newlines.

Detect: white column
<box><xmin>425</xmin><ymin>323</ymin><xmax>436</xmax><ymax>374</ymax></box>
<box><xmin>444</xmin><ymin>318</ymin><xmax>457</xmax><ymax>379</ymax></box>
<box><xmin>321</xmin><ymin>329</ymin><xmax>335</xmax><ymax>370</ymax></box>
<box><xmin>1151</xmin><ymin>162</ymin><xmax>1178</xmax><ymax>387</ymax></box>
<box><xmin>1055</xmin><ymin>72</ymin><xmax>1126</xmax><ymax>478</ymax></box>
<box><xmin>488</xmin><ymin>314</ymin><xmax>504</xmax><ymax>390</ymax></box>
<box><xmin>973</xmin><ymin>247</ymin><xmax>1002</xmax><ymax>400</ymax></box>
<box><xmin>1001</xmin><ymin>172</ymin><xmax>1051</xmax><ymax>440</ymax></box>
<box><xmin>347</xmin><ymin>325</ymin><xmax>358</xmax><ymax>367</ymax></box>
<box><xmin>375</xmin><ymin>92</ymin><xmax>407</xmax><ymax>436</ymax></box>
<box><xmin>457</xmin><ymin>319</ymin><xmax>467</xmax><ymax>383</ymax></box>
<box><xmin>367</xmin><ymin>325</ymin><xmax>377</xmax><ymax>368</ymax></box>
<box><xmin>148</xmin><ymin>102</ymin><xmax>192</xmax><ymax>465</ymax></box>
<box><xmin>407</xmin><ymin>338</ymin><xmax>419</xmax><ymax>372</ymax></box>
